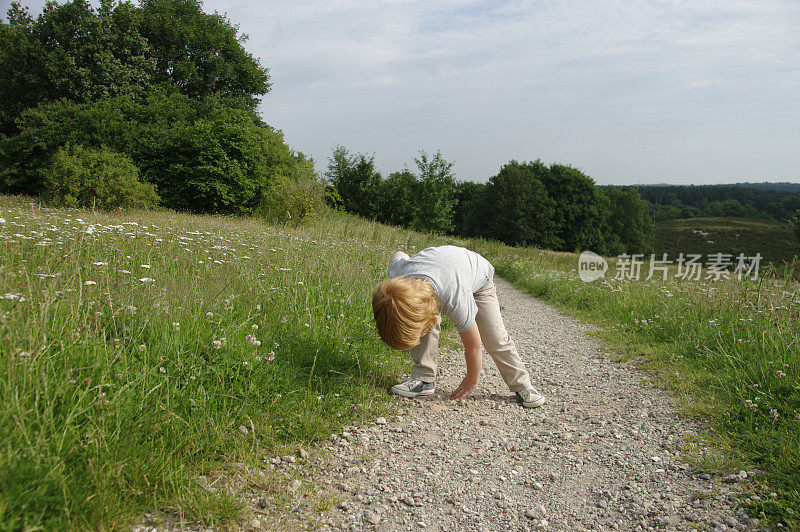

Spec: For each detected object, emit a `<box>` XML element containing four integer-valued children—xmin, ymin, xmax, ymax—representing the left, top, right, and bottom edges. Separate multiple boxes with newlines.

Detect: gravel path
<box><xmin>281</xmin><ymin>277</ymin><xmax>765</xmax><ymax>532</ymax></box>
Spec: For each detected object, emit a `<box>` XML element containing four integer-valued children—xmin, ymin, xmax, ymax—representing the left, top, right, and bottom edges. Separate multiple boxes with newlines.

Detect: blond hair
<box><xmin>372</xmin><ymin>276</ymin><xmax>438</xmax><ymax>350</ymax></box>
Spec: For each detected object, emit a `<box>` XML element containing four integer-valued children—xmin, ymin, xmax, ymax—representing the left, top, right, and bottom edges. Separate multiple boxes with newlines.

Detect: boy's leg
<box><xmin>473</xmin><ymin>282</ymin><xmax>533</xmax><ymax>392</ymax></box>
<box><xmin>409</xmin><ymin>314</ymin><xmax>441</xmax><ymax>382</ymax></box>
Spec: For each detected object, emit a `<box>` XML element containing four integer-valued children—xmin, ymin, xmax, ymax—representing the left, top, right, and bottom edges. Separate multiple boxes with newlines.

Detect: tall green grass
<box><xmin>0</xmin><ymin>196</ymin><xmax>445</xmax><ymax>529</ymax></box>
<box><xmin>466</xmin><ymin>239</ymin><xmax>800</xmax><ymax>526</ymax></box>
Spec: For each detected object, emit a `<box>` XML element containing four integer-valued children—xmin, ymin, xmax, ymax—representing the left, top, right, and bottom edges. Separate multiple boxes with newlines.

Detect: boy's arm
<box><xmin>451</xmin><ymin>322</ymin><xmax>482</xmax><ymax>400</ymax></box>
<box><xmin>391</xmin><ymin>250</ymin><xmax>410</xmax><ymax>261</ymax></box>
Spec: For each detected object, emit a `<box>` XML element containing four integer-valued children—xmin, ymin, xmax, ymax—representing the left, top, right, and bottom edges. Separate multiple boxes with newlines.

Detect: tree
<box><xmin>0</xmin><ymin>0</ymin><xmax>271</xmax><ymax>136</ymax></box>
<box><xmin>602</xmin><ymin>186</ymin><xmax>655</xmax><ymax>255</ymax></box>
<box><xmin>482</xmin><ymin>161</ymin><xmax>558</xmax><ymax>248</ymax></box>
<box><xmin>539</xmin><ymin>163</ymin><xmax>610</xmax><ymax>253</ymax></box>
<box><xmin>0</xmin><ymin>90</ymin><xmax>307</xmax><ymax>214</ymax></box>
<box><xmin>138</xmin><ymin>0</ymin><xmax>270</xmax><ymax>115</ymax></box>
<box><xmin>452</xmin><ymin>180</ymin><xmax>486</xmax><ymax>236</ymax></box>
<box><xmin>375</xmin><ymin>170</ymin><xmax>417</xmax><ymax>227</ymax></box>
<box><xmin>409</xmin><ymin>150</ymin><xmax>457</xmax><ymax>234</ymax></box>
<box><xmin>258</xmin><ymin>152</ymin><xmax>326</xmax><ymax>226</ymax></box>
<box><xmin>325</xmin><ymin>146</ymin><xmax>381</xmax><ymax>219</ymax></box>
<box><xmin>0</xmin><ymin>0</ymin><xmax>155</xmax><ymax>135</ymax></box>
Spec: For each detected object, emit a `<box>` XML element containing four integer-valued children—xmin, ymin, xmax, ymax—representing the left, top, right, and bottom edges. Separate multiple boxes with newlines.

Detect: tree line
<box><xmin>638</xmin><ymin>184</ymin><xmax>800</xmax><ymax>222</ymax></box>
<box><xmin>0</xmin><ymin>0</ymin><xmax>325</xmax><ymax>221</ymax></box>
<box><xmin>325</xmin><ymin>147</ymin><xmax>655</xmax><ymax>255</ymax></box>
<box><xmin>2</xmin><ymin>2</ymin><xmax>794</xmax><ymax>253</ymax></box>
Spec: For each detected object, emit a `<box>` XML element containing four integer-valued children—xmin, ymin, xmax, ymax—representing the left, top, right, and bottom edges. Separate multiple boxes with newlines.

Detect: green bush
<box><xmin>43</xmin><ymin>144</ymin><xmax>159</xmax><ymax>209</ymax></box>
<box><xmin>258</xmin><ymin>153</ymin><xmax>326</xmax><ymax>225</ymax></box>
<box><xmin>0</xmin><ymin>92</ymin><xmax>322</xmax><ymax>216</ymax></box>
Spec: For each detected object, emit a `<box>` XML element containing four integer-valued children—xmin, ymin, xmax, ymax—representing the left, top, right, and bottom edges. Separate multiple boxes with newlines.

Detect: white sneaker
<box><xmin>516</xmin><ymin>387</ymin><xmax>546</xmax><ymax>408</ymax></box>
<box><xmin>391</xmin><ymin>379</ymin><xmax>435</xmax><ymax>398</ymax></box>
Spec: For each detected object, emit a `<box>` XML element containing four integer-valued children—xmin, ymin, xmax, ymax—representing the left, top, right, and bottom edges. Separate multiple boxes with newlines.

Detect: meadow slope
<box><xmin>1</xmin><ymin>197</ymin><xmax>798</xmax><ymax>529</ymax></box>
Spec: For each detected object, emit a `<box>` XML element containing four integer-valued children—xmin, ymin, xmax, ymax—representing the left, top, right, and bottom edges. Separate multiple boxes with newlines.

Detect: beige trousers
<box><xmin>409</xmin><ymin>281</ymin><xmax>533</xmax><ymax>392</ymax></box>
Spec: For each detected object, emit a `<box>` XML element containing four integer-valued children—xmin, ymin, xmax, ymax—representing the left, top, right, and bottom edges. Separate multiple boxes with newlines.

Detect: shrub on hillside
<box><xmin>43</xmin><ymin>144</ymin><xmax>159</xmax><ymax>209</ymax></box>
<box><xmin>257</xmin><ymin>153</ymin><xmax>327</xmax><ymax>225</ymax></box>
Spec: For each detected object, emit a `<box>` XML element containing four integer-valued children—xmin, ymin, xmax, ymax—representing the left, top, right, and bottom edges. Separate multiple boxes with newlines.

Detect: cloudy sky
<box><xmin>4</xmin><ymin>0</ymin><xmax>800</xmax><ymax>185</ymax></box>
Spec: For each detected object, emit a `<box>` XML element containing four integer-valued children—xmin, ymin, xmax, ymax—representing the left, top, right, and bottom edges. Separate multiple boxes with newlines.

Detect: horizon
<box><xmin>3</xmin><ymin>0</ymin><xmax>799</xmax><ymax>186</ymax></box>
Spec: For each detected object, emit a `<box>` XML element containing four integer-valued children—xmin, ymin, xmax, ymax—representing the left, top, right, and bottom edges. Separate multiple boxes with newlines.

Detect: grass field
<box><xmin>653</xmin><ymin>217</ymin><xmax>798</xmax><ymax>271</ymax></box>
<box><xmin>0</xmin><ymin>196</ymin><xmax>452</xmax><ymax>529</ymax></box>
<box><xmin>2</xmin><ymin>196</ymin><xmax>799</xmax><ymax>528</ymax></box>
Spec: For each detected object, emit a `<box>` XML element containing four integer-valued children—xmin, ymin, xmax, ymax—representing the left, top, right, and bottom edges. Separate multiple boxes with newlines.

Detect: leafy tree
<box><xmin>325</xmin><ymin>146</ymin><xmax>381</xmax><ymax>219</ymax></box>
<box><xmin>258</xmin><ymin>152</ymin><xmax>326</xmax><ymax>226</ymax></box>
<box><xmin>481</xmin><ymin>161</ymin><xmax>558</xmax><ymax>248</ymax></box>
<box><xmin>458</xmin><ymin>184</ymin><xmax>494</xmax><ymax>238</ymax></box>
<box><xmin>602</xmin><ymin>186</ymin><xmax>654</xmax><ymax>255</ymax></box>
<box><xmin>0</xmin><ymin>91</ymin><xmax>304</xmax><ymax>214</ymax></box>
<box><xmin>43</xmin><ymin>143</ymin><xmax>158</xmax><ymax>209</ymax></box>
<box><xmin>0</xmin><ymin>0</ymin><xmax>271</xmax><ymax>135</ymax></box>
<box><xmin>0</xmin><ymin>0</ymin><xmax>155</xmax><ymax>135</ymax></box>
<box><xmin>538</xmin><ymin>163</ymin><xmax>610</xmax><ymax>252</ymax></box>
<box><xmin>0</xmin><ymin>0</ymin><xmax>308</xmax><ymax>218</ymax></box>
<box><xmin>375</xmin><ymin>170</ymin><xmax>417</xmax><ymax>227</ymax></box>
<box><xmin>452</xmin><ymin>180</ymin><xmax>486</xmax><ymax>236</ymax></box>
<box><xmin>409</xmin><ymin>150</ymin><xmax>457</xmax><ymax>234</ymax></box>
<box><xmin>138</xmin><ymin>0</ymin><xmax>270</xmax><ymax>114</ymax></box>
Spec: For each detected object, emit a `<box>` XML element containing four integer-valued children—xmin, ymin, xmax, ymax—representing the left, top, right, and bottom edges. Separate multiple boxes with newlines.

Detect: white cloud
<box><xmin>5</xmin><ymin>0</ymin><xmax>800</xmax><ymax>183</ymax></box>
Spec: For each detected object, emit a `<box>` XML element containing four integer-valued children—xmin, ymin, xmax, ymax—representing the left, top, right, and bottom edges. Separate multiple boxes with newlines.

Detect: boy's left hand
<box><xmin>451</xmin><ymin>377</ymin><xmax>478</xmax><ymax>400</ymax></box>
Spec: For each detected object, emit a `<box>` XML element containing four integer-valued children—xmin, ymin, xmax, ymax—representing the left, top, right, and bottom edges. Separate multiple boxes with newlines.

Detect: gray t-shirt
<box><xmin>387</xmin><ymin>245</ymin><xmax>495</xmax><ymax>333</ymax></box>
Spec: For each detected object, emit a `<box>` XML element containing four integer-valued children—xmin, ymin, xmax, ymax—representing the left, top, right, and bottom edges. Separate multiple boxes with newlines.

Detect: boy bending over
<box><xmin>372</xmin><ymin>245</ymin><xmax>545</xmax><ymax>408</ymax></box>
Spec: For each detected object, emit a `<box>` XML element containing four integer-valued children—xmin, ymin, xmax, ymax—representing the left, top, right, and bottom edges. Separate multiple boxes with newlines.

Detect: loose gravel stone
<box><xmin>290</xmin><ymin>278</ymin><xmax>748</xmax><ymax>531</ymax></box>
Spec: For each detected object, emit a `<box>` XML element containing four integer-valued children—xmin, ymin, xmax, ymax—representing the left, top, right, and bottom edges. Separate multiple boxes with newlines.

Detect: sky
<box><xmin>4</xmin><ymin>0</ymin><xmax>800</xmax><ymax>185</ymax></box>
